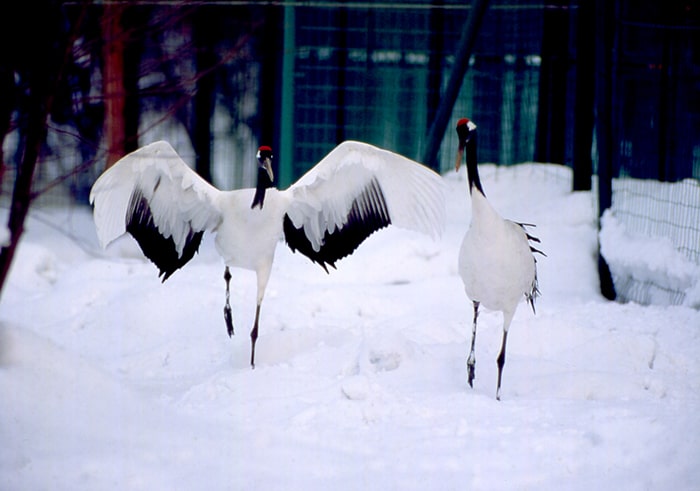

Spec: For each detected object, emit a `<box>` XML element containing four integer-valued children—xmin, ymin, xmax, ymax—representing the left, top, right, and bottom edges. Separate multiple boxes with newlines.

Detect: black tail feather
<box><xmin>517</xmin><ymin>222</ymin><xmax>544</xmax><ymax>314</ymax></box>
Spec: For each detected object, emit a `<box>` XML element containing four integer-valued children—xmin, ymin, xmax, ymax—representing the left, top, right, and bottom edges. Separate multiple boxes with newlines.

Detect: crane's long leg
<box><xmin>223</xmin><ymin>267</ymin><xmax>234</xmax><ymax>337</ymax></box>
<box><xmin>249</xmin><ymin>265</ymin><xmax>271</xmax><ymax>369</ymax></box>
<box><xmin>467</xmin><ymin>301</ymin><xmax>479</xmax><ymax>388</ymax></box>
<box><xmin>496</xmin><ymin>330</ymin><xmax>508</xmax><ymax>401</ymax></box>
<box><xmin>496</xmin><ymin>309</ymin><xmax>516</xmax><ymax>401</ymax></box>
<box><xmin>222</xmin><ymin>266</ymin><xmax>262</xmax><ymax>369</ymax></box>
<box><xmin>250</xmin><ymin>304</ymin><xmax>261</xmax><ymax>368</ymax></box>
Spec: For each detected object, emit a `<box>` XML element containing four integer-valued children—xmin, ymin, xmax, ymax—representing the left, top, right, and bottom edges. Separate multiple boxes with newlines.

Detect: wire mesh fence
<box><xmin>612</xmin><ymin>178</ymin><xmax>700</xmax><ymax>265</ymax></box>
<box><xmin>287</xmin><ymin>1</ymin><xmax>546</xmax><ymax>183</ymax></box>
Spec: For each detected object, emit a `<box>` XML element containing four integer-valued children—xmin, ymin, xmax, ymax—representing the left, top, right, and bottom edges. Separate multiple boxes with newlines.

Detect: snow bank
<box><xmin>601</xmin><ymin>177</ymin><xmax>700</xmax><ymax>307</ymax></box>
<box><xmin>600</xmin><ymin>210</ymin><xmax>700</xmax><ymax>307</ymax></box>
<box><xmin>2</xmin><ymin>164</ymin><xmax>699</xmax><ymax>490</ymax></box>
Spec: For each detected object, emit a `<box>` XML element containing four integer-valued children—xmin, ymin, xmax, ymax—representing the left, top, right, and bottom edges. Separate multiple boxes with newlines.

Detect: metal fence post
<box><xmin>279</xmin><ymin>5</ymin><xmax>295</xmax><ymax>189</ymax></box>
<box><xmin>421</xmin><ymin>0</ymin><xmax>490</xmax><ymax>171</ymax></box>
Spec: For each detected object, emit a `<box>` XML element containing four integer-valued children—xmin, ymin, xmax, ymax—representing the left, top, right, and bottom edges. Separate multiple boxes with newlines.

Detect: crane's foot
<box><xmin>467</xmin><ymin>301</ymin><xmax>479</xmax><ymax>389</ymax></box>
<box><xmin>495</xmin><ymin>331</ymin><xmax>508</xmax><ymax>401</ymax></box>
<box><xmin>250</xmin><ymin>304</ymin><xmax>261</xmax><ymax>369</ymax></box>
<box><xmin>224</xmin><ymin>304</ymin><xmax>234</xmax><ymax>337</ymax></box>
<box><xmin>467</xmin><ymin>353</ymin><xmax>475</xmax><ymax>388</ymax></box>
<box><xmin>223</xmin><ymin>267</ymin><xmax>234</xmax><ymax>337</ymax></box>
<box><xmin>250</xmin><ymin>326</ymin><xmax>258</xmax><ymax>369</ymax></box>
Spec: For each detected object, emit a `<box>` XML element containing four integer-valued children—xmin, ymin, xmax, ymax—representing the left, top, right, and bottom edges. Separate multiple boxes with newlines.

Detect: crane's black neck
<box><xmin>465</xmin><ymin>134</ymin><xmax>484</xmax><ymax>196</ymax></box>
<box><xmin>251</xmin><ymin>166</ymin><xmax>274</xmax><ymax>209</ymax></box>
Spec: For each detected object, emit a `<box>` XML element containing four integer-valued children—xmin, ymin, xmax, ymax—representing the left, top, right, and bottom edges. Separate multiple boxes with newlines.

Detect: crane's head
<box><xmin>256</xmin><ymin>146</ymin><xmax>275</xmax><ymax>182</ymax></box>
<box><xmin>455</xmin><ymin>118</ymin><xmax>477</xmax><ymax>172</ymax></box>
<box><xmin>252</xmin><ymin>146</ymin><xmax>275</xmax><ymax>209</ymax></box>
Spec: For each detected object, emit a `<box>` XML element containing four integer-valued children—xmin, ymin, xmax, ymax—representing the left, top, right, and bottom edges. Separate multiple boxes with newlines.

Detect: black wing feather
<box><xmin>126</xmin><ymin>188</ymin><xmax>203</xmax><ymax>281</ymax></box>
<box><xmin>283</xmin><ymin>178</ymin><xmax>391</xmax><ymax>272</ymax></box>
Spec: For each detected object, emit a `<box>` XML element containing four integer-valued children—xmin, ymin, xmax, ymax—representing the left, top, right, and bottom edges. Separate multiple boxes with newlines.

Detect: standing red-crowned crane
<box><xmin>454</xmin><ymin>118</ymin><xmax>544</xmax><ymax>400</ymax></box>
<box><xmin>90</xmin><ymin>140</ymin><xmax>445</xmax><ymax>368</ymax></box>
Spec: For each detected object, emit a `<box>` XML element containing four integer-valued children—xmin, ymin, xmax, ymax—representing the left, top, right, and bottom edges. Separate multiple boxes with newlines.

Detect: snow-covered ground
<box><xmin>1</xmin><ymin>163</ymin><xmax>699</xmax><ymax>490</ymax></box>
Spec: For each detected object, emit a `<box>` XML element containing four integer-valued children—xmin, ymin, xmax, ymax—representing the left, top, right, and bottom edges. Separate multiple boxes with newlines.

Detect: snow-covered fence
<box><xmin>594</xmin><ymin>3</ymin><xmax>700</xmax><ymax>308</ymax></box>
<box><xmin>600</xmin><ymin>178</ymin><xmax>700</xmax><ymax>308</ymax></box>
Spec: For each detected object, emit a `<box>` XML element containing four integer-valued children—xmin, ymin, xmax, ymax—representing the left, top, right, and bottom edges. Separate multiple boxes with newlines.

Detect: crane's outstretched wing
<box><xmin>283</xmin><ymin>141</ymin><xmax>446</xmax><ymax>272</ymax></box>
<box><xmin>90</xmin><ymin>141</ymin><xmax>222</xmax><ymax>281</ymax></box>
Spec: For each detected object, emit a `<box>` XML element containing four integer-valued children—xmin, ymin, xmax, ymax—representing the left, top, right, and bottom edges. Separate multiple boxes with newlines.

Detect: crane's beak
<box><xmin>455</xmin><ymin>118</ymin><xmax>475</xmax><ymax>172</ymax></box>
<box><xmin>262</xmin><ymin>157</ymin><xmax>274</xmax><ymax>182</ymax></box>
<box><xmin>455</xmin><ymin>142</ymin><xmax>465</xmax><ymax>173</ymax></box>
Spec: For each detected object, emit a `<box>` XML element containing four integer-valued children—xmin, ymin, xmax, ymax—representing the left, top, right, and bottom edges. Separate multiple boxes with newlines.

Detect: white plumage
<box><xmin>90</xmin><ymin>140</ymin><xmax>445</xmax><ymax>367</ymax></box>
<box><xmin>459</xmin><ymin>191</ymin><xmax>536</xmax><ymax>313</ymax></box>
<box><xmin>454</xmin><ymin>118</ymin><xmax>543</xmax><ymax>400</ymax></box>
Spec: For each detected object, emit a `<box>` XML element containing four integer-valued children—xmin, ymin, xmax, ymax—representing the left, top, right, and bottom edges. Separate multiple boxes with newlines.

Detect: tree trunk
<box><xmin>102</xmin><ymin>3</ymin><xmax>127</xmax><ymax>168</ymax></box>
<box><xmin>192</xmin><ymin>7</ymin><xmax>216</xmax><ymax>183</ymax></box>
<box><xmin>123</xmin><ymin>6</ymin><xmax>145</xmax><ymax>156</ymax></box>
<box><xmin>0</xmin><ymin>3</ymin><xmax>63</xmax><ymax>299</ymax></box>
<box><xmin>534</xmin><ymin>0</ymin><xmax>569</xmax><ymax>165</ymax></box>
<box><xmin>572</xmin><ymin>0</ymin><xmax>595</xmax><ymax>191</ymax></box>
<box><xmin>594</xmin><ymin>0</ymin><xmax>617</xmax><ymax>301</ymax></box>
